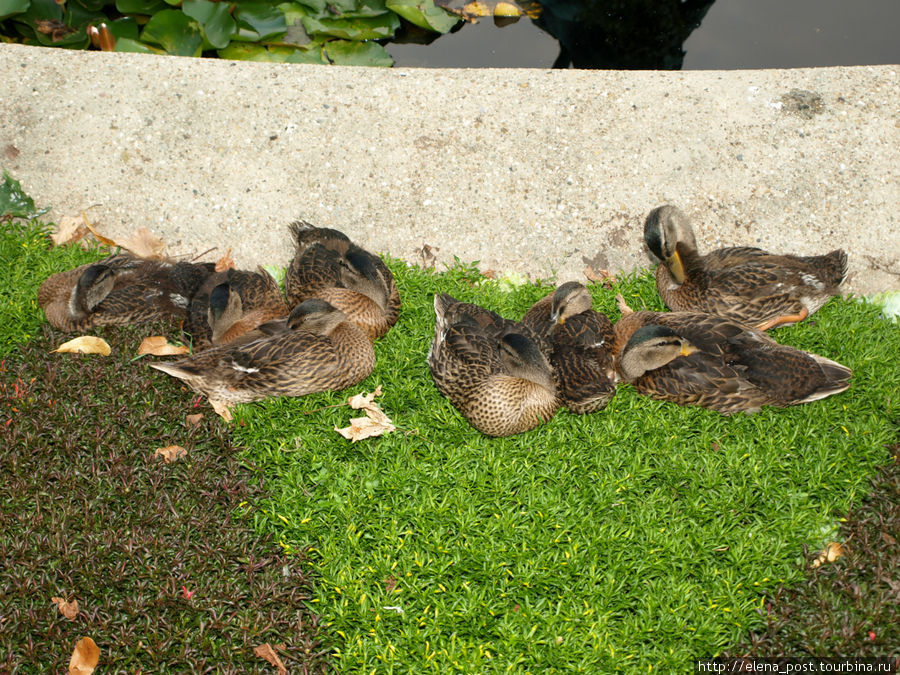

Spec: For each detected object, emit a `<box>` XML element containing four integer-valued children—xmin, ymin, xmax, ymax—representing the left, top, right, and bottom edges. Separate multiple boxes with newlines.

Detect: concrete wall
<box><xmin>1</xmin><ymin>44</ymin><xmax>897</xmax><ymax>294</ymax></box>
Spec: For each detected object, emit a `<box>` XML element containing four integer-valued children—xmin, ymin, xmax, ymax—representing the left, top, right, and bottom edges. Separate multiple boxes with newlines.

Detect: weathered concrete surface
<box><xmin>1</xmin><ymin>43</ymin><xmax>898</xmax><ymax>293</ymax></box>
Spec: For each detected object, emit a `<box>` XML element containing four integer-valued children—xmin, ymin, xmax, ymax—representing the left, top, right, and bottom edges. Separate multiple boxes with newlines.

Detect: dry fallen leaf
<box><xmin>348</xmin><ymin>384</ymin><xmax>383</xmax><ymax>411</ymax></box>
<box><xmin>336</xmin><ymin>386</ymin><xmax>395</xmax><ymax>441</ymax></box>
<box><xmin>418</xmin><ymin>243</ymin><xmax>439</xmax><ymax>269</ymax></box>
<box><xmin>68</xmin><ymin>636</ymin><xmax>100</xmax><ymax>674</ymax></box>
<box><xmin>185</xmin><ymin>413</ymin><xmax>204</xmax><ymax>428</ymax></box>
<box><xmin>51</xmin><ymin>596</ymin><xmax>79</xmax><ymax>620</ymax></box>
<box><xmin>81</xmin><ymin>214</ymin><xmax>118</xmax><ymax>247</ymax></box>
<box><xmin>215</xmin><ymin>248</ymin><xmax>236</xmax><ymax>272</ymax></box>
<box><xmin>493</xmin><ymin>1</ymin><xmax>521</xmax><ymax>16</ymax></box>
<box><xmin>811</xmin><ymin>541</ymin><xmax>845</xmax><ymax>568</ymax></box>
<box><xmin>51</xmin><ymin>216</ymin><xmax>89</xmax><ymax>247</ymax></box>
<box><xmin>121</xmin><ymin>227</ymin><xmax>166</xmax><ymax>259</ymax></box>
<box><xmin>52</xmin><ymin>336</ymin><xmax>111</xmax><ymax>356</ymax></box>
<box><xmin>253</xmin><ymin>643</ymin><xmax>287</xmax><ymax>675</ymax></box>
<box><xmin>210</xmin><ymin>399</ymin><xmax>233</xmax><ymax>422</ymax></box>
<box><xmin>137</xmin><ymin>336</ymin><xmax>190</xmax><ymax>357</ymax></box>
<box><xmin>583</xmin><ymin>265</ymin><xmax>617</xmax><ymax>286</ymax></box>
<box><xmin>154</xmin><ymin>445</ymin><xmax>187</xmax><ymax>463</ymax></box>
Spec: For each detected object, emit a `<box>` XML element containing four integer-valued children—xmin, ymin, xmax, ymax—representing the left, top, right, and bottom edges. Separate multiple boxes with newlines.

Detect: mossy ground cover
<box><xmin>232</xmin><ymin>259</ymin><xmax>900</xmax><ymax>671</ymax></box>
<box><xmin>2</xmin><ymin>205</ymin><xmax>898</xmax><ymax>671</ymax></box>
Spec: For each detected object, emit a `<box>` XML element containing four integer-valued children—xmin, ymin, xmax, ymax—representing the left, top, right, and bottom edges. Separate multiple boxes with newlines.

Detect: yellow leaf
<box><xmin>137</xmin><ymin>336</ymin><xmax>190</xmax><ymax>357</ymax></box>
<box><xmin>154</xmin><ymin>445</ymin><xmax>187</xmax><ymax>463</ymax></box>
<box><xmin>68</xmin><ymin>637</ymin><xmax>99</xmax><ymax>674</ymax></box>
<box><xmin>811</xmin><ymin>541</ymin><xmax>845</xmax><ymax>568</ymax></box>
<box><xmin>51</xmin><ymin>216</ymin><xmax>89</xmax><ymax>247</ymax></box>
<box><xmin>462</xmin><ymin>1</ymin><xmax>491</xmax><ymax>17</ymax></box>
<box><xmin>493</xmin><ymin>1</ymin><xmax>521</xmax><ymax>16</ymax></box>
<box><xmin>52</xmin><ymin>336</ymin><xmax>111</xmax><ymax>356</ymax></box>
<box><xmin>253</xmin><ymin>643</ymin><xmax>287</xmax><ymax>675</ymax></box>
<box><xmin>51</xmin><ymin>596</ymin><xmax>79</xmax><ymax>620</ymax></box>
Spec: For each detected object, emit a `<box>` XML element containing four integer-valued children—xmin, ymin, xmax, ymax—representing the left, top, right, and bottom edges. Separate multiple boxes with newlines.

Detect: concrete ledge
<box><xmin>1</xmin><ymin>43</ymin><xmax>897</xmax><ymax>294</ymax></box>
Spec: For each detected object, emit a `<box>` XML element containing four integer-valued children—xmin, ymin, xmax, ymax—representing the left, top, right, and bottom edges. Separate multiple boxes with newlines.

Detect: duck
<box><xmin>644</xmin><ymin>205</ymin><xmax>848</xmax><ymax>330</ymax></box>
<box><xmin>428</xmin><ymin>294</ymin><xmax>559</xmax><ymax>437</ymax></box>
<box><xmin>38</xmin><ymin>254</ymin><xmax>215</xmax><ymax>332</ymax></box>
<box><xmin>183</xmin><ymin>267</ymin><xmax>289</xmax><ymax>349</ymax></box>
<box><xmin>150</xmin><ymin>298</ymin><xmax>375</xmax><ymax>405</ymax></box>
<box><xmin>612</xmin><ymin>295</ymin><xmax>852</xmax><ymax>414</ymax></box>
<box><xmin>522</xmin><ymin>281</ymin><xmax>617</xmax><ymax>414</ymax></box>
<box><xmin>284</xmin><ymin>221</ymin><xmax>400</xmax><ymax>341</ymax></box>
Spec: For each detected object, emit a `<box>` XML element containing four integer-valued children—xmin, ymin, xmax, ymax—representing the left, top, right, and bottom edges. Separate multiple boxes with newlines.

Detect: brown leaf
<box><xmin>253</xmin><ymin>643</ymin><xmax>287</xmax><ymax>675</ymax></box>
<box><xmin>51</xmin><ymin>596</ymin><xmax>79</xmax><ymax>620</ymax></box>
<box><xmin>882</xmin><ymin>531</ymin><xmax>898</xmax><ymax>547</ymax></box>
<box><xmin>52</xmin><ymin>336</ymin><xmax>111</xmax><ymax>356</ymax></box>
<box><xmin>137</xmin><ymin>336</ymin><xmax>189</xmax><ymax>357</ymax></box>
<box><xmin>68</xmin><ymin>636</ymin><xmax>100</xmax><ymax>674</ymax></box>
<box><xmin>384</xmin><ymin>575</ymin><xmax>397</xmax><ymax>593</ymax></box>
<box><xmin>154</xmin><ymin>445</ymin><xmax>187</xmax><ymax>463</ymax></box>
<box><xmin>185</xmin><ymin>413</ymin><xmax>204</xmax><ymax>428</ymax></box>
<box><xmin>481</xmin><ymin>269</ymin><xmax>498</xmax><ymax>280</ymax></box>
<box><xmin>51</xmin><ymin>216</ymin><xmax>89</xmax><ymax>247</ymax></box>
<box><xmin>81</xmin><ymin>214</ymin><xmax>118</xmax><ymax>247</ymax></box>
<box><xmin>34</xmin><ymin>18</ymin><xmax>76</xmax><ymax>41</ymax></box>
<box><xmin>214</xmin><ymin>248</ymin><xmax>235</xmax><ymax>272</ymax></box>
<box><xmin>210</xmin><ymin>399</ymin><xmax>234</xmax><ymax>422</ymax></box>
<box><xmin>337</xmin><ymin>386</ymin><xmax>395</xmax><ymax>441</ymax></box>
<box><xmin>811</xmin><ymin>541</ymin><xmax>845</xmax><ymax>568</ymax></box>
<box><xmin>121</xmin><ymin>227</ymin><xmax>166</xmax><ymax>259</ymax></box>
<box><xmin>335</xmin><ymin>410</ymin><xmax>395</xmax><ymax>442</ymax></box>
<box><xmin>583</xmin><ymin>265</ymin><xmax>617</xmax><ymax>287</ymax></box>
<box><xmin>417</xmin><ymin>243</ymin><xmax>439</xmax><ymax>269</ymax></box>
<box><xmin>347</xmin><ymin>384</ymin><xmax>384</xmax><ymax>412</ymax></box>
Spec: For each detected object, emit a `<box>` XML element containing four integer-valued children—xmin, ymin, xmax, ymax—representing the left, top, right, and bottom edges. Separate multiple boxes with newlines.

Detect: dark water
<box><xmin>385</xmin><ymin>0</ymin><xmax>900</xmax><ymax>69</ymax></box>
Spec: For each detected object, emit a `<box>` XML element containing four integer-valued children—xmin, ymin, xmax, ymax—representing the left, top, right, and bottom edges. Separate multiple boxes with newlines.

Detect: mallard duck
<box><xmin>183</xmin><ymin>267</ymin><xmax>289</xmax><ymax>349</ymax></box>
<box><xmin>644</xmin><ymin>205</ymin><xmax>848</xmax><ymax>330</ymax></box>
<box><xmin>150</xmin><ymin>299</ymin><xmax>375</xmax><ymax>404</ymax></box>
<box><xmin>522</xmin><ymin>282</ymin><xmax>616</xmax><ymax>414</ymax></box>
<box><xmin>612</xmin><ymin>296</ymin><xmax>852</xmax><ymax>414</ymax></box>
<box><xmin>284</xmin><ymin>221</ymin><xmax>400</xmax><ymax>341</ymax></box>
<box><xmin>428</xmin><ymin>294</ymin><xmax>559</xmax><ymax>437</ymax></box>
<box><xmin>38</xmin><ymin>254</ymin><xmax>215</xmax><ymax>332</ymax></box>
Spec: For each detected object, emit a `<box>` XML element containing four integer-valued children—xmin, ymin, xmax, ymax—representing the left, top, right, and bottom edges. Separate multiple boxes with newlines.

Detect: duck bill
<box><xmin>679</xmin><ymin>341</ymin><xmax>697</xmax><ymax>357</ymax></box>
<box><xmin>665</xmin><ymin>250</ymin><xmax>686</xmax><ymax>284</ymax></box>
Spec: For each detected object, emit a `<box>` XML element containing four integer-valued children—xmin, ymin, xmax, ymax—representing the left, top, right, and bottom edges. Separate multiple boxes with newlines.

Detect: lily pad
<box><xmin>141</xmin><ymin>9</ymin><xmax>203</xmax><ymax>56</ymax></box>
<box><xmin>302</xmin><ymin>11</ymin><xmax>398</xmax><ymax>40</ymax></box>
<box><xmin>386</xmin><ymin>0</ymin><xmax>458</xmax><ymax>33</ymax></box>
<box><xmin>183</xmin><ymin>0</ymin><xmax>236</xmax><ymax>49</ymax></box>
<box><xmin>0</xmin><ymin>0</ymin><xmax>29</xmax><ymax>20</ymax></box>
<box><xmin>232</xmin><ymin>0</ymin><xmax>286</xmax><ymax>41</ymax></box>
<box><xmin>115</xmin><ymin>0</ymin><xmax>168</xmax><ymax>16</ymax></box>
<box><xmin>284</xmin><ymin>43</ymin><xmax>328</xmax><ymax>63</ymax></box>
<box><xmin>107</xmin><ymin>16</ymin><xmax>140</xmax><ymax>41</ymax></box>
<box><xmin>322</xmin><ymin>38</ymin><xmax>392</xmax><ymax>66</ymax></box>
<box><xmin>115</xmin><ymin>35</ymin><xmax>163</xmax><ymax>52</ymax></box>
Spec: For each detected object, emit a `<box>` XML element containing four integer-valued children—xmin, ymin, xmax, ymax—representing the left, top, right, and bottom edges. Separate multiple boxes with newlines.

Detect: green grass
<box><xmin>3</xmin><ymin>199</ymin><xmax>898</xmax><ymax>672</ymax></box>
<box><xmin>229</xmin><ymin>260</ymin><xmax>900</xmax><ymax>672</ymax></box>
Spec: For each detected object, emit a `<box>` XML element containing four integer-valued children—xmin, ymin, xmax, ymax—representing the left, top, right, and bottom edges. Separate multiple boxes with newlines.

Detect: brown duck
<box><xmin>284</xmin><ymin>221</ymin><xmax>400</xmax><ymax>341</ymax></box>
<box><xmin>612</xmin><ymin>296</ymin><xmax>852</xmax><ymax>414</ymax></box>
<box><xmin>644</xmin><ymin>205</ymin><xmax>848</xmax><ymax>330</ymax></box>
<box><xmin>522</xmin><ymin>282</ymin><xmax>616</xmax><ymax>414</ymax></box>
<box><xmin>428</xmin><ymin>294</ymin><xmax>558</xmax><ymax>437</ymax></box>
<box><xmin>183</xmin><ymin>267</ymin><xmax>289</xmax><ymax>349</ymax></box>
<box><xmin>38</xmin><ymin>254</ymin><xmax>215</xmax><ymax>332</ymax></box>
<box><xmin>151</xmin><ymin>299</ymin><xmax>375</xmax><ymax>405</ymax></box>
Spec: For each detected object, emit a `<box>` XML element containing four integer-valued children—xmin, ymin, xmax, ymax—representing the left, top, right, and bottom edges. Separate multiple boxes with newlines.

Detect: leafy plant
<box><xmin>0</xmin><ymin>0</ymin><xmax>461</xmax><ymax>65</ymax></box>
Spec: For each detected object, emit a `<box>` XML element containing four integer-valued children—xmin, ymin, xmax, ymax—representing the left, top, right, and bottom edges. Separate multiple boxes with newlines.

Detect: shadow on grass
<box><xmin>0</xmin><ymin>321</ymin><xmax>330</xmax><ymax>672</ymax></box>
